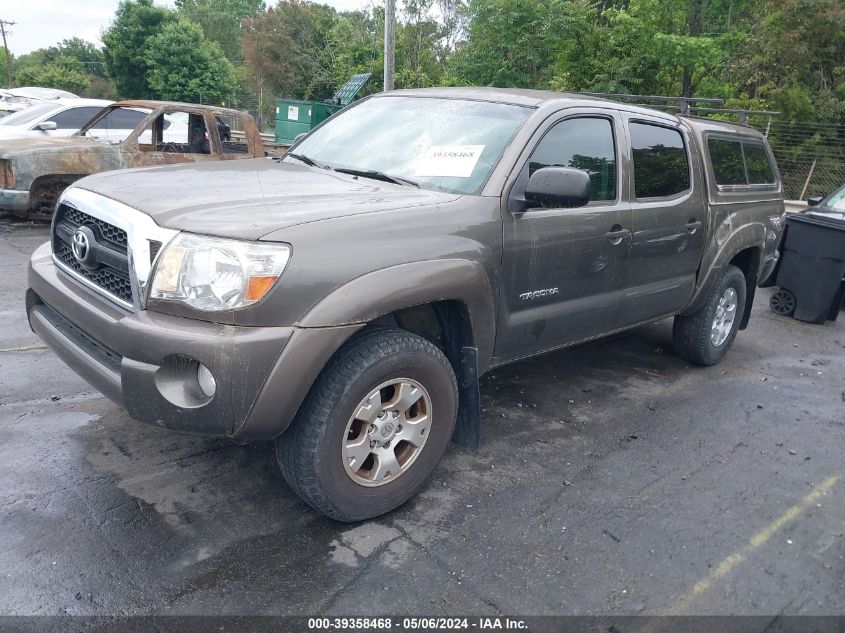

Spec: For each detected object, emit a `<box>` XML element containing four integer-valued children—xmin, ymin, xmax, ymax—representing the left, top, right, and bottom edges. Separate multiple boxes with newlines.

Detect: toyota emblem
<box><xmin>71</xmin><ymin>228</ymin><xmax>90</xmax><ymax>262</ymax></box>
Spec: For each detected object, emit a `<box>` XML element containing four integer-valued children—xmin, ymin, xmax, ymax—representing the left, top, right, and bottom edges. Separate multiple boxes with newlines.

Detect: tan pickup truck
<box><xmin>28</xmin><ymin>88</ymin><xmax>784</xmax><ymax>520</ymax></box>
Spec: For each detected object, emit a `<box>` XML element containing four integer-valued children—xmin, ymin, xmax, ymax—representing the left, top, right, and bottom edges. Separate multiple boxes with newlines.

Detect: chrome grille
<box><xmin>50</xmin><ymin>188</ymin><xmax>179</xmax><ymax>311</ymax></box>
<box><xmin>52</xmin><ymin>202</ymin><xmax>133</xmax><ymax>304</ymax></box>
<box><xmin>55</xmin><ymin>241</ymin><xmax>132</xmax><ymax>301</ymax></box>
<box><xmin>59</xmin><ymin>204</ymin><xmax>128</xmax><ymax>249</ymax></box>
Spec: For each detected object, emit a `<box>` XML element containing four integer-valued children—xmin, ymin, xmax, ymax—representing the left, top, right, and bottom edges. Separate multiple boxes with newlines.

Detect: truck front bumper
<box><xmin>0</xmin><ymin>187</ymin><xmax>30</xmax><ymax>213</ymax></box>
<box><xmin>27</xmin><ymin>242</ymin><xmax>361</xmax><ymax>440</ymax></box>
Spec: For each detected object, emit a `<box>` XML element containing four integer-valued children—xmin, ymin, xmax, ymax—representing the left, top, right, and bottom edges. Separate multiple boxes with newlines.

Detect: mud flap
<box><xmin>452</xmin><ymin>346</ymin><xmax>480</xmax><ymax>449</ymax></box>
<box><xmin>740</xmin><ymin>279</ymin><xmax>756</xmax><ymax>330</ymax></box>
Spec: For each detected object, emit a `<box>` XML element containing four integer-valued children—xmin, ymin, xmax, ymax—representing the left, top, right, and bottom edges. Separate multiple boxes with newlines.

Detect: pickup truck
<box><xmin>27</xmin><ymin>88</ymin><xmax>784</xmax><ymax>521</ymax></box>
<box><xmin>1</xmin><ymin>101</ymin><xmax>265</xmax><ymax>220</ymax></box>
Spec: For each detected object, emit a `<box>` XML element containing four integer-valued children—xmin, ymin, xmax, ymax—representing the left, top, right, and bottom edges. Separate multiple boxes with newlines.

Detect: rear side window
<box><xmin>708</xmin><ymin>137</ymin><xmax>776</xmax><ymax>186</ymax></box>
<box><xmin>743</xmin><ymin>142</ymin><xmax>775</xmax><ymax>184</ymax></box>
<box><xmin>529</xmin><ymin>117</ymin><xmax>617</xmax><ymax>202</ymax></box>
<box><xmin>708</xmin><ymin>139</ymin><xmax>746</xmax><ymax>185</ymax></box>
<box><xmin>630</xmin><ymin>122</ymin><xmax>690</xmax><ymax>198</ymax></box>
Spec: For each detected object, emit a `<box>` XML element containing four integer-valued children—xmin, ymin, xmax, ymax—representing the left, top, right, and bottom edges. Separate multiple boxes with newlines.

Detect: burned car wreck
<box><xmin>0</xmin><ymin>101</ymin><xmax>265</xmax><ymax>220</ymax></box>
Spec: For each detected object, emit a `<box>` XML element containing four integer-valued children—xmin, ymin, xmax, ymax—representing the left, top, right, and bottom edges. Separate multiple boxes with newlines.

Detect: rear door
<box><xmin>616</xmin><ymin>116</ymin><xmax>707</xmax><ymax>327</ymax></box>
<box><xmin>496</xmin><ymin>110</ymin><xmax>631</xmax><ymax>362</ymax></box>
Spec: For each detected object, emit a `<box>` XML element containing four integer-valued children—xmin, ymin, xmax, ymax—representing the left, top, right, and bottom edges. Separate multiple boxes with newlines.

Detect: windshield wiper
<box><xmin>285</xmin><ymin>152</ymin><xmax>333</xmax><ymax>171</ymax></box>
<box><xmin>334</xmin><ymin>167</ymin><xmax>419</xmax><ymax>188</ymax></box>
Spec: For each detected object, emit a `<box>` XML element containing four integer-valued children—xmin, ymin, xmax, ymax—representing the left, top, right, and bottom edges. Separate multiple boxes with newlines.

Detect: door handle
<box><xmin>604</xmin><ymin>227</ymin><xmax>631</xmax><ymax>245</ymax></box>
<box><xmin>686</xmin><ymin>219</ymin><xmax>703</xmax><ymax>234</ymax></box>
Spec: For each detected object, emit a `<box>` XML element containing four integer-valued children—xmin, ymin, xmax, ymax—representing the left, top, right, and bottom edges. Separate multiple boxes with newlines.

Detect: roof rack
<box><xmin>575</xmin><ymin>92</ymin><xmax>779</xmax><ymax>124</ymax></box>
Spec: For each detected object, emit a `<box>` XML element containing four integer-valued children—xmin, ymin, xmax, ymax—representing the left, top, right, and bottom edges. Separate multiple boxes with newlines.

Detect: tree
<box><xmin>14</xmin><ymin>55</ymin><xmax>91</xmax><ymax>94</ymax></box>
<box><xmin>447</xmin><ymin>0</ymin><xmax>588</xmax><ymax>89</ymax></box>
<box><xmin>145</xmin><ymin>19</ymin><xmax>239</xmax><ymax>103</ymax></box>
<box><xmin>176</xmin><ymin>0</ymin><xmax>265</xmax><ymax>61</ymax></box>
<box><xmin>103</xmin><ymin>0</ymin><xmax>176</xmax><ymax>98</ymax></box>
<box><xmin>242</xmin><ymin>1</ymin><xmax>342</xmax><ymax>102</ymax></box>
<box><xmin>45</xmin><ymin>38</ymin><xmax>107</xmax><ymax>78</ymax></box>
<box><xmin>395</xmin><ymin>0</ymin><xmax>444</xmax><ymax>88</ymax></box>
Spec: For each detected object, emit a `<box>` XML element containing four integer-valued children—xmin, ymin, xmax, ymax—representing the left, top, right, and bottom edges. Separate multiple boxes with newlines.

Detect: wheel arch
<box><xmin>297</xmin><ymin>259</ymin><xmax>496</xmax><ymax>371</ymax></box>
<box><xmin>683</xmin><ymin>224</ymin><xmax>765</xmax><ymax>329</ymax></box>
<box><xmin>235</xmin><ymin>260</ymin><xmax>495</xmax><ymax>443</ymax></box>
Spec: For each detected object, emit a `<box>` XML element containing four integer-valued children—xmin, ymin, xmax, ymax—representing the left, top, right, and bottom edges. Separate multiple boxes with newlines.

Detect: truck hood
<box><xmin>0</xmin><ymin>135</ymin><xmax>110</xmax><ymax>159</ymax></box>
<box><xmin>73</xmin><ymin>158</ymin><xmax>462</xmax><ymax>240</ymax></box>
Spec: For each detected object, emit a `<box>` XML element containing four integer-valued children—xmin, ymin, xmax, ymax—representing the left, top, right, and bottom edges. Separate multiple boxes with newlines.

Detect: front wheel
<box><xmin>673</xmin><ymin>265</ymin><xmax>747</xmax><ymax>366</ymax></box>
<box><xmin>275</xmin><ymin>328</ymin><xmax>458</xmax><ymax>521</ymax></box>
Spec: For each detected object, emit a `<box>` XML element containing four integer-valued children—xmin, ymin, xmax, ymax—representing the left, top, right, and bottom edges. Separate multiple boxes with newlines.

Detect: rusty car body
<box><xmin>0</xmin><ymin>100</ymin><xmax>265</xmax><ymax>220</ymax></box>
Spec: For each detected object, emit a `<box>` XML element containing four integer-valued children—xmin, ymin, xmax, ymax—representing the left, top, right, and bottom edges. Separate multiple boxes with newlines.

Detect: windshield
<box><xmin>287</xmin><ymin>96</ymin><xmax>532</xmax><ymax>195</ymax></box>
<box><xmin>823</xmin><ymin>184</ymin><xmax>845</xmax><ymax>210</ymax></box>
<box><xmin>0</xmin><ymin>102</ymin><xmax>58</xmax><ymax>127</ymax></box>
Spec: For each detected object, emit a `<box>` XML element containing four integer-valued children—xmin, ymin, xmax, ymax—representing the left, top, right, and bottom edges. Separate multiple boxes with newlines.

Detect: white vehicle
<box><xmin>8</xmin><ymin>86</ymin><xmax>80</xmax><ymax>101</ymax></box>
<box><xmin>0</xmin><ymin>99</ymin><xmax>188</xmax><ymax>142</ymax></box>
<box><xmin>0</xmin><ymin>90</ymin><xmax>30</xmax><ymax>115</ymax></box>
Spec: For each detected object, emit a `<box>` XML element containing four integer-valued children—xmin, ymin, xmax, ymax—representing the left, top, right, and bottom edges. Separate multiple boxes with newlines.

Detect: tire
<box><xmin>673</xmin><ymin>265</ymin><xmax>747</xmax><ymax>366</ymax></box>
<box><xmin>275</xmin><ymin>327</ymin><xmax>458</xmax><ymax>522</ymax></box>
<box><xmin>769</xmin><ymin>288</ymin><xmax>796</xmax><ymax>317</ymax></box>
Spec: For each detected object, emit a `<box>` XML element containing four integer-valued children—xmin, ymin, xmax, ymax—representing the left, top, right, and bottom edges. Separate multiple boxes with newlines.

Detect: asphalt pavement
<box><xmin>1</xmin><ymin>218</ymin><xmax>843</xmax><ymax>617</ymax></box>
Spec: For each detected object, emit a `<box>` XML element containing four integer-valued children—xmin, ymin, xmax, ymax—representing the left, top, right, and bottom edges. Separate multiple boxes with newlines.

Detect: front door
<box><xmin>616</xmin><ymin>116</ymin><xmax>707</xmax><ymax>327</ymax></box>
<box><xmin>496</xmin><ymin>112</ymin><xmax>632</xmax><ymax>363</ymax></box>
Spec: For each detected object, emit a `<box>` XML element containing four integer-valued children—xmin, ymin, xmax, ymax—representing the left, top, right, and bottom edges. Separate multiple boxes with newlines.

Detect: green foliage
<box><xmin>145</xmin><ymin>19</ymin><xmax>239</xmax><ymax>103</ymax></box>
<box><xmin>176</xmin><ymin>0</ymin><xmax>266</xmax><ymax>61</ymax></box>
<box><xmin>0</xmin><ymin>48</ymin><xmax>10</xmax><ymax>89</ymax></box>
<box><xmin>46</xmin><ymin>38</ymin><xmax>107</xmax><ymax>78</ymax></box>
<box><xmin>15</xmin><ymin>55</ymin><xmax>91</xmax><ymax>95</ymax></box>
<box><xmin>102</xmin><ymin>0</ymin><xmax>177</xmax><ymax>98</ymax></box>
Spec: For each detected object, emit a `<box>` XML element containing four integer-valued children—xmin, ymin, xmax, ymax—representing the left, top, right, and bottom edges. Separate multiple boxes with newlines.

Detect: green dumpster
<box><xmin>274</xmin><ymin>73</ymin><xmax>372</xmax><ymax>145</ymax></box>
<box><xmin>275</xmin><ymin>99</ymin><xmax>341</xmax><ymax>145</ymax></box>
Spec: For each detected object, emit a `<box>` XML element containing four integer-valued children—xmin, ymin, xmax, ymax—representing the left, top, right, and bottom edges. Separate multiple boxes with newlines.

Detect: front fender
<box><xmin>234</xmin><ymin>259</ymin><xmax>496</xmax><ymax>440</ymax></box>
<box><xmin>298</xmin><ymin>258</ymin><xmax>497</xmax><ymax>371</ymax></box>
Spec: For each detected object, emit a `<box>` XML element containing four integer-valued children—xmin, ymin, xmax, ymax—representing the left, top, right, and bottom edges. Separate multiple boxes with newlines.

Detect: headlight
<box><xmin>149</xmin><ymin>233</ymin><xmax>291</xmax><ymax>311</ymax></box>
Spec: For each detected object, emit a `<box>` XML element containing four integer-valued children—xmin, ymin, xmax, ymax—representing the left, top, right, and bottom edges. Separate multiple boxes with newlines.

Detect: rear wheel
<box><xmin>673</xmin><ymin>265</ymin><xmax>747</xmax><ymax>366</ymax></box>
<box><xmin>769</xmin><ymin>288</ymin><xmax>796</xmax><ymax>317</ymax></box>
<box><xmin>275</xmin><ymin>328</ymin><xmax>458</xmax><ymax>521</ymax></box>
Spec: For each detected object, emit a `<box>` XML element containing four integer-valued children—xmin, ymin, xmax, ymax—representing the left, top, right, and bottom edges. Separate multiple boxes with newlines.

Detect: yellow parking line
<box><xmin>669</xmin><ymin>474</ymin><xmax>839</xmax><ymax>615</ymax></box>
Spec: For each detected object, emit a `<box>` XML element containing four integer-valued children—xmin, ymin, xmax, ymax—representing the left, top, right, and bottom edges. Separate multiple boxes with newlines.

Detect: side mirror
<box><xmin>525</xmin><ymin>167</ymin><xmax>591</xmax><ymax>208</ymax></box>
<box><xmin>807</xmin><ymin>195</ymin><xmax>825</xmax><ymax>207</ymax></box>
<box><xmin>36</xmin><ymin>121</ymin><xmax>57</xmax><ymax>131</ymax></box>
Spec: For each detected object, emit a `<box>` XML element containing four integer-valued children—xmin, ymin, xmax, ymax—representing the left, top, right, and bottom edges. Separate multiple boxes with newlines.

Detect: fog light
<box><xmin>197</xmin><ymin>363</ymin><xmax>216</xmax><ymax>398</ymax></box>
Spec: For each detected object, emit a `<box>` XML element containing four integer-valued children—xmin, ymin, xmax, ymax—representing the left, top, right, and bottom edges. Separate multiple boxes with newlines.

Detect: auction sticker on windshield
<box><xmin>416</xmin><ymin>144</ymin><xmax>485</xmax><ymax>178</ymax></box>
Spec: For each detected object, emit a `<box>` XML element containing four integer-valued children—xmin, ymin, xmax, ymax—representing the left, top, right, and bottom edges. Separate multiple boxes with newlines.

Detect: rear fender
<box><xmin>683</xmin><ymin>223</ymin><xmax>764</xmax><ymax>318</ymax></box>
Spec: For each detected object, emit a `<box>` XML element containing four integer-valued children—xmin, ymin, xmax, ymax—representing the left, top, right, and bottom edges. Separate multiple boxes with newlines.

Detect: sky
<box><xmin>2</xmin><ymin>0</ymin><xmax>374</xmax><ymax>55</ymax></box>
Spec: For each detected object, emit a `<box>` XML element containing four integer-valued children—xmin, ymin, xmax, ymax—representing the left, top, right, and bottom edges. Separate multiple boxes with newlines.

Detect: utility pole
<box><xmin>383</xmin><ymin>0</ymin><xmax>395</xmax><ymax>91</ymax></box>
<box><xmin>0</xmin><ymin>19</ymin><xmax>14</xmax><ymax>89</ymax></box>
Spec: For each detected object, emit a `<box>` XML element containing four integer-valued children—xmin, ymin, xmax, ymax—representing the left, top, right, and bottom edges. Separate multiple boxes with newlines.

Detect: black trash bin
<box><xmin>769</xmin><ymin>209</ymin><xmax>845</xmax><ymax>324</ymax></box>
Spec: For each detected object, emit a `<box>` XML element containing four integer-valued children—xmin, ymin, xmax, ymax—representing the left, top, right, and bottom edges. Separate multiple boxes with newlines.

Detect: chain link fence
<box><xmin>747</xmin><ymin>117</ymin><xmax>845</xmax><ymax>200</ymax></box>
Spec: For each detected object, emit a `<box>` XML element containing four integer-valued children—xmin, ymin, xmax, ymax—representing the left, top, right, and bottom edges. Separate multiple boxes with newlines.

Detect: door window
<box><xmin>215</xmin><ymin>114</ymin><xmax>250</xmax><ymax>155</ymax></box>
<box><xmin>630</xmin><ymin>122</ymin><xmax>690</xmax><ymax>199</ymax></box>
<box><xmin>528</xmin><ymin>117</ymin><xmax>617</xmax><ymax>202</ymax></box>
<box><xmin>138</xmin><ymin>112</ymin><xmax>210</xmax><ymax>154</ymax></box>
<box><xmin>93</xmin><ymin>108</ymin><xmax>148</xmax><ymax>131</ymax></box>
<box><xmin>48</xmin><ymin>106</ymin><xmax>103</xmax><ymax>130</ymax></box>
